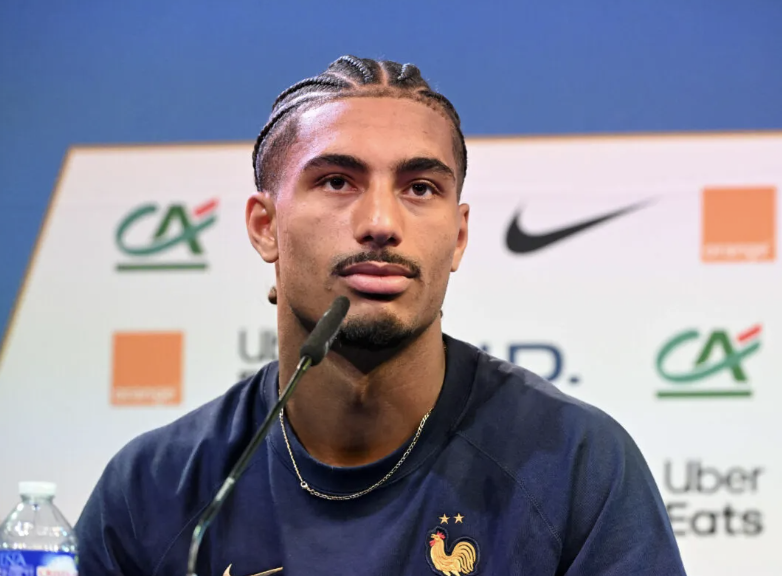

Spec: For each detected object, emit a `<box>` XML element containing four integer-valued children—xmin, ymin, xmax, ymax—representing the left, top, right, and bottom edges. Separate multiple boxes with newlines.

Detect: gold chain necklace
<box><xmin>279</xmin><ymin>343</ymin><xmax>445</xmax><ymax>501</ymax></box>
<box><xmin>279</xmin><ymin>406</ymin><xmax>431</xmax><ymax>500</ymax></box>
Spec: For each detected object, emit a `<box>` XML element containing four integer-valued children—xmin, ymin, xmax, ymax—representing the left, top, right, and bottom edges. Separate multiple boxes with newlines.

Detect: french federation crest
<box><xmin>425</xmin><ymin>514</ymin><xmax>480</xmax><ymax>575</ymax></box>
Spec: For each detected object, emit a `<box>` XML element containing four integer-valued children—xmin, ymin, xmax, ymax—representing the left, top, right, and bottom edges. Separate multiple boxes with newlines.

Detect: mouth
<box><xmin>338</xmin><ymin>262</ymin><xmax>414</xmax><ymax>295</ymax></box>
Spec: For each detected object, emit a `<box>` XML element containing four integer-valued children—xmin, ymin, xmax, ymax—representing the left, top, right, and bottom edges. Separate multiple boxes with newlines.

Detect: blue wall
<box><xmin>2</xmin><ymin>0</ymin><xmax>781</xmax><ymax>337</ymax></box>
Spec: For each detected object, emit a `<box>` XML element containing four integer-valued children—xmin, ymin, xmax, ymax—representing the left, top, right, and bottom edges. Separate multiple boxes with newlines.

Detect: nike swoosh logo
<box><xmin>223</xmin><ymin>564</ymin><xmax>283</xmax><ymax>576</ymax></box>
<box><xmin>505</xmin><ymin>200</ymin><xmax>651</xmax><ymax>254</ymax></box>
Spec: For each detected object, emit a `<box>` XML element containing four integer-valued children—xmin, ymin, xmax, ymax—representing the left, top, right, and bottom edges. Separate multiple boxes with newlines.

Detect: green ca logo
<box><xmin>115</xmin><ymin>199</ymin><xmax>218</xmax><ymax>271</ymax></box>
<box><xmin>656</xmin><ymin>325</ymin><xmax>761</xmax><ymax>399</ymax></box>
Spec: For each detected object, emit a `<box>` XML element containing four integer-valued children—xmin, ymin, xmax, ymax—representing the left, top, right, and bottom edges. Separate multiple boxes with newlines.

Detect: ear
<box><xmin>246</xmin><ymin>192</ymin><xmax>278</xmax><ymax>263</ymax></box>
<box><xmin>451</xmin><ymin>203</ymin><xmax>470</xmax><ymax>272</ymax></box>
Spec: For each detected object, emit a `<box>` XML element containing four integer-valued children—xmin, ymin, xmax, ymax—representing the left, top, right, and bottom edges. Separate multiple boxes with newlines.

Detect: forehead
<box><xmin>288</xmin><ymin>96</ymin><xmax>458</xmax><ymax>172</ymax></box>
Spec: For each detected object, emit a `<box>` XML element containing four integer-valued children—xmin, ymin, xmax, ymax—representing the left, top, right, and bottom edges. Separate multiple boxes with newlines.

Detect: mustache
<box><xmin>332</xmin><ymin>250</ymin><xmax>422</xmax><ymax>279</ymax></box>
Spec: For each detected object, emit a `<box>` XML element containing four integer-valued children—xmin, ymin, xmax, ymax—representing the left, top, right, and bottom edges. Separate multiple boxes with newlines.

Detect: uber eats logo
<box><xmin>664</xmin><ymin>460</ymin><xmax>764</xmax><ymax>537</ymax></box>
<box><xmin>655</xmin><ymin>324</ymin><xmax>761</xmax><ymax>398</ymax></box>
<box><xmin>237</xmin><ymin>327</ymin><xmax>278</xmax><ymax>380</ymax></box>
<box><xmin>115</xmin><ymin>199</ymin><xmax>218</xmax><ymax>271</ymax></box>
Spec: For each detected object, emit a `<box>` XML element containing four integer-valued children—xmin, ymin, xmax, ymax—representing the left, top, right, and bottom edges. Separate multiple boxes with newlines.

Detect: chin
<box><xmin>337</xmin><ymin>311</ymin><xmax>422</xmax><ymax>351</ymax></box>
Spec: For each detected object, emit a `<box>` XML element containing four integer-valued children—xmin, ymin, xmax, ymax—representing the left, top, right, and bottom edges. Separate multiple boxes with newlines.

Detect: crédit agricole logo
<box><xmin>655</xmin><ymin>324</ymin><xmax>761</xmax><ymax>399</ymax></box>
<box><xmin>115</xmin><ymin>199</ymin><xmax>218</xmax><ymax>271</ymax></box>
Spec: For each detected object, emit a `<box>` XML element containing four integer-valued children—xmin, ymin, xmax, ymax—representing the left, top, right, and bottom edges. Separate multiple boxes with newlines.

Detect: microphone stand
<box><xmin>185</xmin><ymin>295</ymin><xmax>350</xmax><ymax>576</ymax></box>
<box><xmin>186</xmin><ymin>355</ymin><xmax>311</xmax><ymax>576</ymax></box>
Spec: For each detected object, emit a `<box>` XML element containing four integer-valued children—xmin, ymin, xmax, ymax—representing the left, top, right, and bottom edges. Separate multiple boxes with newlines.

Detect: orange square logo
<box><xmin>111</xmin><ymin>332</ymin><xmax>183</xmax><ymax>406</ymax></box>
<box><xmin>702</xmin><ymin>187</ymin><xmax>776</xmax><ymax>262</ymax></box>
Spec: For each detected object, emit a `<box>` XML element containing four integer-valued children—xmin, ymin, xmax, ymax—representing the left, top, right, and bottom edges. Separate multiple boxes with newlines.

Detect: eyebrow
<box><xmin>394</xmin><ymin>157</ymin><xmax>456</xmax><ymax>182</ymax></box>
<box><xmin>301</xmin><ymin>154</ymin><xmax>368</xmax><ymax>174</ymax></box>
<box><xmin>300</xmin><ymin>153</ymin><xmax>456</xmax><ymax>183</ymax></box>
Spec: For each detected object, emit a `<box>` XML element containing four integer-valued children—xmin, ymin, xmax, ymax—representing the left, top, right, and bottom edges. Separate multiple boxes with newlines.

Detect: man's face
<box><xmin>251</xmin><ymin>96</ymin><xmax>469</xmax><ymax>349</ymax></box>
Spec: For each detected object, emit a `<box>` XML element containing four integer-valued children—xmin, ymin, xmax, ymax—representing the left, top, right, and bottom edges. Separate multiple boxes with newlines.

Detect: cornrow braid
<box><xmin>333</xmin><ymin>55</ymin><xmax>377</xmax><ymax>84</ymax></box>
<box><xmin>252</xmin><ymin>55</ymin><xmax>468</xmax><ymax>196</ymax></box>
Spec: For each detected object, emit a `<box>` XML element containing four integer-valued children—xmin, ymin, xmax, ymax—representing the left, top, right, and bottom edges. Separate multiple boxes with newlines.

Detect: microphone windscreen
<box><xmin>299</xmin><ymin>296</ymin><xmax>350</xmax><ymax>365</ymax></box>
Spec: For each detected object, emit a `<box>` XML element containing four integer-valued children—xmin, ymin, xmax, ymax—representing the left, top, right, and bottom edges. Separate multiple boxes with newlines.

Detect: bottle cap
<box><xmin>19</xmin><ymin>481</ymin><xmax>57</xmax><ymax>497</ymax></box>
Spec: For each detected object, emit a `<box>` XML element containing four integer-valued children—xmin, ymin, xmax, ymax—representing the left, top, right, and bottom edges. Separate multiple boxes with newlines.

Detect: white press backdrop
<box><xmin>1</xmin><ymin>134</ymin><xmax>780</xmax><ymax>575</ymax></box>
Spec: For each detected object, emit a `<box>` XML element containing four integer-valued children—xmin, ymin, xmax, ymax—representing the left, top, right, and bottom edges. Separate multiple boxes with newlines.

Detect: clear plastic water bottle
<box><xmin>0</xmin><ymin>482</ymin><xmax>78</xmax><ymax>576</ymax></box>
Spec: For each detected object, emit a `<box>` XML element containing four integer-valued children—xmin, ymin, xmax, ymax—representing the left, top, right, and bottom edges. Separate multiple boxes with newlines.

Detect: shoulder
<box><xmin>452</xmin><ymin>341</ymin><xmax>650</xmax><ymax>536</ymax></box>
<box><xmin>109</xmin><ymin>368</ymin><xmax>271</xmax><ymax>492</ymax></box>
<box><xmin>75</xmin><ymin>364</ymin><xmax>276</xmax><ymax>574</ymax></box>
<box><xmin>457</xmin><ymin>342</ymin><xmax>630</xmax><ymax>455</ymax></box>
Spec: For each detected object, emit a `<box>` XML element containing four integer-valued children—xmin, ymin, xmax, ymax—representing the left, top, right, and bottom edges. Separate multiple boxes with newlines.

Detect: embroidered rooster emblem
<box><xmin>427</xmin><ymin>528</ymin><xmax>478</xmax><ymax>575</ymax></box>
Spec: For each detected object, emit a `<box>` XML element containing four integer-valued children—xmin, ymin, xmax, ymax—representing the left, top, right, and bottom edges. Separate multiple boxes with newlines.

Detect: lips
<box><xmin>339</xmin><ymin>262</ymin><xmax>414</xmax><ymax>295</ymax></box>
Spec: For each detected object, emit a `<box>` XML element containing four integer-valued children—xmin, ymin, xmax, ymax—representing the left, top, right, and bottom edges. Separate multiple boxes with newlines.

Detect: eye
<box><xmin>322</xmin><ymin>176</ymin><xmax>350</xmax><ymax>191</ymax></box>
<box><xmin>407</xmin><ymin>182</ymin><xmax>437</xmax><ymax>198</ymax></box>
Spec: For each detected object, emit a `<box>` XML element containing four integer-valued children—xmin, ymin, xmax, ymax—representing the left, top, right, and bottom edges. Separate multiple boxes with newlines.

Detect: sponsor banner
<box><xmin>662</xmin><ymin>459</ymin><xmax>765</xmax><ymax>538</ymax></box>
<box><xmin>655</xmin><ymin>324</ymin><xmax>761</xmax><ymax>399</ymax></box>
<box><xmin>237</xmin><ymin>327</ymin><xmax>278</xmax><ymax>381</ymax></box>
<box><xmin>115</xmin><ymin>198</ymin><xmax>219</xmax><ymax>272</ymax></box>
<box><xmin>658</xmin><ymin>458</ymin><xmax>773</xmax><ymax>575</ymax></box>
<box><xmin>111</xmin><ymin>331</ymin><xmax>184</xmax><ymax>406</ymax></box>
<box><xmin>701</xmin><ymin>187</ymin><xmax>775</xmax><ymax>263</ymax></box>
<box><xmin>0</xmin><ymin>135</ymin><xmax>780</xmax><ymax>575</ymax></box>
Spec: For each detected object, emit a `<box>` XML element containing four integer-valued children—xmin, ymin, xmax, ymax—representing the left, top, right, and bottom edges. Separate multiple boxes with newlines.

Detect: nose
<box><xmin>351</xmin><ymin>183</ymin><xmax>403</xmax><ymax>249</ymax></box>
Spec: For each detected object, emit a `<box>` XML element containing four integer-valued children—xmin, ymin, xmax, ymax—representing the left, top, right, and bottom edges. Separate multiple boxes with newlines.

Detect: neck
<box><xmin>277</xmin><ymin>311</ymin><xmax>446</xmax><ymax>468</ymax></box>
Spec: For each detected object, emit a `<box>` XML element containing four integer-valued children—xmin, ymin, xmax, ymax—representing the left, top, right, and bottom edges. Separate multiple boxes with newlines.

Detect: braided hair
<box><xmin>251</xmin><ymin>55</ymin><xmax>468</xmax><ymax>197</ymax></box>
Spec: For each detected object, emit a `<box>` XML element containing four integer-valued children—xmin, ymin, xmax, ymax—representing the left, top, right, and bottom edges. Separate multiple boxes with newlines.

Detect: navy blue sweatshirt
<box><xmin>75</xmin><ymin>336</ymin><xmax>686</xmax><ymax>575</ymax></box>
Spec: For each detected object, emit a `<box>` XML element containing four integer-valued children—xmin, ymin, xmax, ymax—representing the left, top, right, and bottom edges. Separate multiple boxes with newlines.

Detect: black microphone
<box><xmin>299</xmin><ymin>295</ymin><xmax>350</xmax><ymax>365</ymax></box>
<box><xmin>186</xmin><ymin>295</ymin><xmax>350</xmax><ymax>576</ymax></box>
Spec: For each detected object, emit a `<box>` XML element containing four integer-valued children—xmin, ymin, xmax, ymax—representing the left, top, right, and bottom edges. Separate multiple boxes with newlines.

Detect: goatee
<box><xmin>336</xmin><ymin>314</ymin><xmax>419</xmax><ymax>351</ymax></box>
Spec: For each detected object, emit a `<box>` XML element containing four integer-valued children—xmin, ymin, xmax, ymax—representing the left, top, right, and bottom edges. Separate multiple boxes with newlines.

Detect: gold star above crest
<box><xmin>439</xmin><ymin>514</ymin><xmax>450</xmax><ymax>524</ymax></box>
<box><xmin>454</xmin><ymin>513</ymin><xmax>464</xmax><ymax>523</ymax></box>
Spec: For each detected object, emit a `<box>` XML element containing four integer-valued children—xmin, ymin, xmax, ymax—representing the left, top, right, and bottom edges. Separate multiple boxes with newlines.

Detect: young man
<box><xmin>75</xmin><ymin>56</ymin><xmax>687</xmax><ymax>575</ymax></box>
